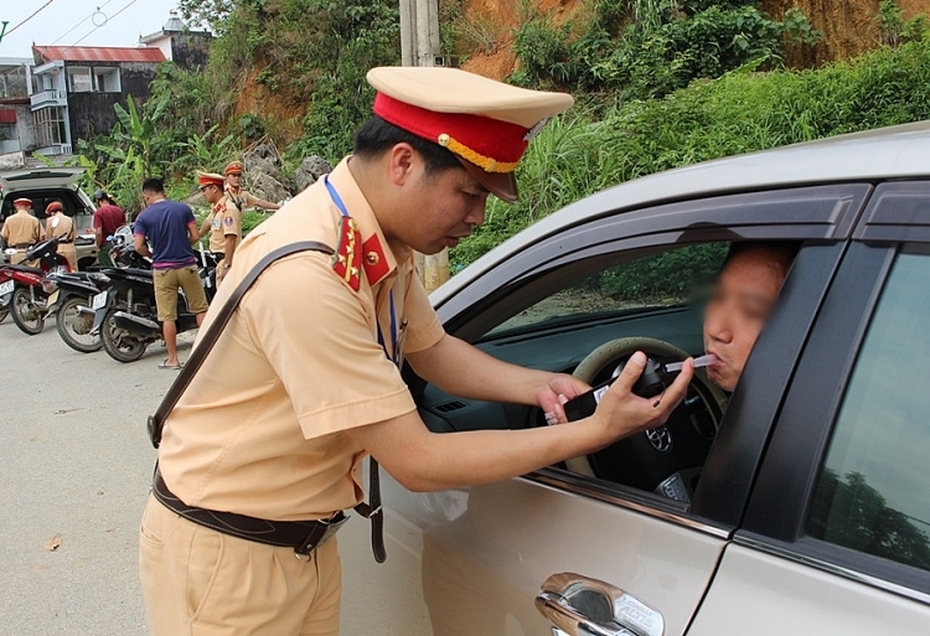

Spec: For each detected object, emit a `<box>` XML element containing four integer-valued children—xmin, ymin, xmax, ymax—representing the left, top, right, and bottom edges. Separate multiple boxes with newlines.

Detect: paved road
<box><xmin>0</xmin><ymin>317</ymin><xmax>429</xmax><ymax>635</ymax></box>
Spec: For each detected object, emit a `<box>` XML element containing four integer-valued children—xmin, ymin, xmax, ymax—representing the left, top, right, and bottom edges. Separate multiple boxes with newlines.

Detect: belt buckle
<box><xmin>294</xmin><ymin>512</ymin><xmax>349</xmax><ymax>560</ymax></box>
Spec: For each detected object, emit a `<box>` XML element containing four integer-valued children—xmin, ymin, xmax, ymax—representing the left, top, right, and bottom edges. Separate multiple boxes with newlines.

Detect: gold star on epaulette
<box><xmin>332</xmin><ymin>216</ymin><xmax>362</xmax><ymax>291</ymax></box>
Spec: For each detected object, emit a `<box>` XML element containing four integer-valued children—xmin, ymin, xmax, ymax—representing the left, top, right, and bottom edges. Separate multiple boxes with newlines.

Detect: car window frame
<box><xmin>426</xmin><ymin>183</ymin><xmax>874</xmax><ymax>530</ymax></box>
<box><xmin>740</xmin><ymin>180</ymin><xmax>930</xmax><ymax>598</ymax></box>
<box><xmin>439</xmin><ymin>184</ymin><xmax>870</xmax><ymax>339</ymax></box>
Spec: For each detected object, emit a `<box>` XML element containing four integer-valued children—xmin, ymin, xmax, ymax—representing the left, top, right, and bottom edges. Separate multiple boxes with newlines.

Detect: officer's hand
<box><xmin>591</xmin><ymin>352</ymin><xmax>693</xmax><ymax>442</ymax></box>
<box><xmin>216</xmin><ymin>260</ymin><xmax>228</xmax><ymax>283</ymax></box>
<box><xmin>537</xmin><ymin>374</ymin><xmax>591</xmax><ymax>424</ymax></box>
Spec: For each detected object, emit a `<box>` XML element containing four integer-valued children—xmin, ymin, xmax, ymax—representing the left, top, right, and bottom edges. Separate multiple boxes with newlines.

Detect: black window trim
<box><xmin>441</xmin><ymin>184</ymin><xmax>872</xmax><ymax>340</ymax></box>
<box><xmin>743</xmin><ymin>239</ymin><xmax>930</xmax><ymax>597</ymax></box>
<box><xmin>741</xmin><ymin>240</ymin><xmax>895</xmax><ymax>539</ymax></box>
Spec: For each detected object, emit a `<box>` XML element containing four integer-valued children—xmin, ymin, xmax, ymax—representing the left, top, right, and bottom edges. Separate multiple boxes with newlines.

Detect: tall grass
<box><xmin>450</xmin><ymin>36</ymin><xmax>930</xmax><ymax>268</ymax></box>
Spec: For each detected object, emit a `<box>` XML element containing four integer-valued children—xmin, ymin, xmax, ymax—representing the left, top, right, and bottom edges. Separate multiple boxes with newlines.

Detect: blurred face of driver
<box><xmin>703</xmin><ymin>246</ymin><xmax>790</xmax><ymax>392</ymax></box>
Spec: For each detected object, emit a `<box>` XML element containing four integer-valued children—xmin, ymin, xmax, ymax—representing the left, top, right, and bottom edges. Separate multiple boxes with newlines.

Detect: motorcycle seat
<box><xmin>2</xmin><ymin>264</ymin><xmax>43</xmax><ymax>275</ymax></box>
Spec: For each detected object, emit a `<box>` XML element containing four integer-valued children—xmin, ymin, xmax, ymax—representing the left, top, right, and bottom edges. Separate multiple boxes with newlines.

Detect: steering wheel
<box><xmin>565</xmin><ymin>337</ymin><xmax>728</xmax><ymax>503</ymax></box>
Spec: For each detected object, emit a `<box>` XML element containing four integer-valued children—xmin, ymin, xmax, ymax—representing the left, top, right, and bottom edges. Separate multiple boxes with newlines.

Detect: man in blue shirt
<box><xmin>134</xmin><ymin>177</ymin><xmax>209</xmax><ymax>369</ymax></box>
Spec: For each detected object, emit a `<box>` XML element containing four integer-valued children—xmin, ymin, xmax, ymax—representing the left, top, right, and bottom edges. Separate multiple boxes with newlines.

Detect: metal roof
<box><xmin>33</xmin><ymin>45</ymin><xmax>166</xmax><ymax>64</ymax></box>
<box><xmin>432</xmin><ymin>119</ymin><xmax>930</xmax><ymax>303</ymax></box>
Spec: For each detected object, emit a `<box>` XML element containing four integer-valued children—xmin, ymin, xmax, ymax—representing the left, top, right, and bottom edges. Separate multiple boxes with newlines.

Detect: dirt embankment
<box><xmin>236</xmin><ymin>0</ymin><xmax>928</xmax><ymax>145</ymax></box>
<box><xmin>762</xmin><ymin>0</ymin><xmax>928</xmax><ymax>66</ymax></box>
<box><xmin>460</xmin><ymin>0</ymin><xmax>582</xmax><ymax>79</ymax></box>
<box><xmin>460</xmin><ymin>0</ymin><xmax>929</xmax><ymax>80</ymax></box>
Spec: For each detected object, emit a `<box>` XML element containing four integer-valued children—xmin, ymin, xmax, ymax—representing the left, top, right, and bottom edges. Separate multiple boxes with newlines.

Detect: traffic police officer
<box><xmin>139</xmin><ymin>67</ymin><xmax>694</xmax><ymax>635</ymax></box>
<box><xmin>196</xmin><ymin>171</ymin><xmax>241</xmax><ymax>284</ymax></box>
<box><xmin>43</xmin><ymin>201</ymin><xmax>77</xmax><ymax>271</ymax></box>
<box><xmin>224</xmin><ymin>159</ymin><xmax>281</xmax><ymax>212</ymax></box>
<box><xmin>1</xmin><ymin>197</ymin><xmax>43</xmax><ymax>264</ymax></box>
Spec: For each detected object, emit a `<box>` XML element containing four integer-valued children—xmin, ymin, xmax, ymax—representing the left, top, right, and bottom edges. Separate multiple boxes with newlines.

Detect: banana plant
<box><xmin>112</xmin><ymin>92</ymin><xmax>176</xmax><ymax>173</ymax></box>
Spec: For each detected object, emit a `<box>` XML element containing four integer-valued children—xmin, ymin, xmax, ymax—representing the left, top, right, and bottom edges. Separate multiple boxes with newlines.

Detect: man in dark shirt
<box><xmin>133</xmin><ymin>178</ymin><xmax>209</xmax><ymax>369</ymax></box>
<box><xmin>92</xmin><ymin>190</ymin><xmax>126</xmax><ymax>265</ymax></box>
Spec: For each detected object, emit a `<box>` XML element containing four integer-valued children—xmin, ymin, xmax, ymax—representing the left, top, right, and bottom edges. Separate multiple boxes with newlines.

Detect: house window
<box><xmin>94</xmin><ymin>67</ymin><xmax>121</xmax><ymax>93</ymax></box>
<box><xmin>67</xmin><ymin>67</ymin><xmax>93</xmax><ymax>93</ymax></box>
<box><xmin>0</xmin><ymin>122</ymin><xmax>16</xmax><ymax>143</ymax></box>
<box><xmin>0</xmin><ymin>66</ymin><xmax>28</xmax><ymax>99</ymax></box>
<box><xmin>33</xmin><ymin>106</ymin><xmax>67</xmax><ymax>147</ymax></box>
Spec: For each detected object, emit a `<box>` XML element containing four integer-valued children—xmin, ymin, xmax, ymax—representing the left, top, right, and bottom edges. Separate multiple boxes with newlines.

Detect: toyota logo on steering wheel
<box><xmin>645</xmin><ymin>426</ymin><xmax>672</xmax><ymax>452</ymax></box>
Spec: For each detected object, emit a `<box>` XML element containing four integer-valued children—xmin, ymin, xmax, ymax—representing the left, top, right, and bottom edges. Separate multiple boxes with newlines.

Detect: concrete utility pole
<box><xmin>400</xmin><ymin>0</ymin><xmax>449</xmax><ymax>291</ymax></box>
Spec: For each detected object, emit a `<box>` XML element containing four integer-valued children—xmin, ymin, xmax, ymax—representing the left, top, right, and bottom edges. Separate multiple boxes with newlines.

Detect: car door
<box><xmin>383</xmin><ymin>184</ymin><xmax>872</xmax><ymax>635</ymax></box>
<box><xmin>687</xmin><ymin>182</ymin><xmax>930</xmax><ymax>634</ymax></box>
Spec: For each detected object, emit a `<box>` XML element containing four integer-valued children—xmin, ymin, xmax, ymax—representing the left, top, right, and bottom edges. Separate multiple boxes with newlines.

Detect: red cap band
<box><xmin>199</xmin><ymin>174</ymin><xmax>225</xmax><ymax>188</ymax></box>
<box><xmin>373</xmin><ymin>92</ymin><xmax>529</xmax><ymax>173</ymax></box>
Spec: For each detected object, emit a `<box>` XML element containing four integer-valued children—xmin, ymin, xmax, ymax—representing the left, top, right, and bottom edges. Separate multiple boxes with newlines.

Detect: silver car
<box><xmin>379</xmin><ymin>121</ymin><xmax>930</xmax><ymax>635</ymax></box>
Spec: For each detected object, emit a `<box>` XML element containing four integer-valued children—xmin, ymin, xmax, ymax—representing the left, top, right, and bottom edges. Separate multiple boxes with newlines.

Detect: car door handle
<box><xmin>535</xmin><ymin>572</ymin><xmax>664</xmax><ymax>636</ymax></box>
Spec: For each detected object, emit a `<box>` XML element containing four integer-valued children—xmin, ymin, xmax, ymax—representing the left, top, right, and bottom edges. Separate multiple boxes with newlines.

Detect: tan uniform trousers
<box><xmin>139</xmin><ymin>495</ymin><xmax>342</xmax><ymax>636</ymax></box>
<box><xmin>57</xmin><ymin>244</ymin><xmax>78</xmax><ymax>271</ymax></box>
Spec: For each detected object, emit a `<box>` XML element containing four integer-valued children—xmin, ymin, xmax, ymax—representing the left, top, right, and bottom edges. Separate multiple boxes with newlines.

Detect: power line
<box><xmin>52</xmin><ymin>1</ymin><xmax>116</xmax><ymax>45</ymax></box>
<box><xmin>6</xmin><ymin>0</ymin><xmax>59</xmax><ymax>36</ymax></box>
<box><xmin>60</xmin><ymin>0</ymin><xmax>141</xmax><ymax>52</ymax></box>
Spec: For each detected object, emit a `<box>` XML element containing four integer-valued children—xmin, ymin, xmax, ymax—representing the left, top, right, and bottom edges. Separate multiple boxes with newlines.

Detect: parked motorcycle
<box><xmin>47</xmin><ymin>233</ymin><xmax>149</xmax><ymax>353</ymax></box>
<box><xmin>92</xmin><ymin>248</ymin><xmax>217</xmax><ymax>363</ymax></box>
<box><xmin>0</xmin><ymin>238</ymin><xmax>71</xmax><ymax>335</ymax></box>
<box><xmin>46</xmin><ymin>270</ymin><xmax>111</xmax><ymax>352</ymax></box>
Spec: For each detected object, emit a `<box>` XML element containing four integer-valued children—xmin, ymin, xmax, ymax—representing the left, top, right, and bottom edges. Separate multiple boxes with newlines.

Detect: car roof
<box><xmin>433</xmin><ymin>119</ymin><xmax>930</xmax><ymax>304</ymax></box>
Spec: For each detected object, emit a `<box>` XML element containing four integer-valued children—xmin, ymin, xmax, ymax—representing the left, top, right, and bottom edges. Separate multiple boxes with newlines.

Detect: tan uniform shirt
<box><xmin>158</xmin><ymin>158</ymin><xmax>445</xmax><ymax>521</ymax></box>
<box><xmin>225</xmin><ymin>186</ymin><xmax>259</xmax><ymax>212</ymax></box>
<box><xmin>1</xmin><ymin>210</ymin><xmax>43</xmax><ymax>247</ymax></box>
<box><xmin>206</xmin><ymin>196</ymin><xmax>242</xmax><ymax>253</ymax></box>
<box><xmin>46</xmin><ymin>214</ymin><xmax>77</xmax><ymax>270</ymax></box>
<box><xmin>45</xmin><ymin>214</ymin><xmax>75</xmax><ymax>242</ymax></box>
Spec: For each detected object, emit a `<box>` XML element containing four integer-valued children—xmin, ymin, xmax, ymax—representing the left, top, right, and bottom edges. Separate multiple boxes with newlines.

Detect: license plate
<box><xmin>0</xmin><ymin>280</ymin><xmax>12</xmax><ymax>296</ymax></box>
<box><xmin>48</xmin><ymin>290</ymin><xmax>60</xmax><ymax>306</ymax></box>
<box><xmin>91</xmin><ymin>291</ymin><xmax>108</xmax><ymax>310</ymax></box>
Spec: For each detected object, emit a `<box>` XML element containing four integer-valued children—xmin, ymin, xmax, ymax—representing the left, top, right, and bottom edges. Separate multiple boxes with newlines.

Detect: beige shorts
<box><xmin>153</xmin><ymin>265</ymin><xmax>209</xmax><ymax>322</ymax></box>
<box><xmin>139</xmin><ymin>495</ymin><xmax>342</xmax><ymax>635</ymax></box>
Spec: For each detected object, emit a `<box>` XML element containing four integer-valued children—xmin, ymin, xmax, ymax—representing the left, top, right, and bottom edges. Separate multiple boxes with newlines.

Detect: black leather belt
<box><xmin>58</xmin><ymin>239</ymin><xmax>73</xmax><ymax>244</ymax></box>
<box><xmin>152</xmin><ymin>470</ymin><xmax>348</xmax><ymax>556</ymax></box>
<box><xmin>11</xmin><ymin>244</ymin><xmax>30</xmax><ymax>249</ymax></box>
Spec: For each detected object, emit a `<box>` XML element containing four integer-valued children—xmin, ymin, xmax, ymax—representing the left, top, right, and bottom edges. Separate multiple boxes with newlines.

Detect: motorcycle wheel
<box><xmin>56</xmin><ymin>296</ymin><xmax>103</xmax><ymax>353</ymax></box>
<box><xmin>100</xmin><ymin>307</ymin><xmax>148</xmax><ymax>362</ymax></box>
<box><xmin>0</xmin><ymin>306</ymin><xmax>8</xmax><ymax>324</ymax></box>
<box><xmin>10</xmin><ymin>287</ymin><xmax>45</xmax><ymax>335</ymax></box>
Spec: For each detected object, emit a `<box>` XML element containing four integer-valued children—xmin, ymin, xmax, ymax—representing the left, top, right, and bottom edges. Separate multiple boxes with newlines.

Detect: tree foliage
<box><xmin>201</xmin><ymin>0</ymin><xmax>400</xmax><ymax>164</ymax></box>
<box><xmin>511</xmin><ymin>0</ymin><xmax>822</xmax><ymax>101</ymax></box>
<box><xmin>809</xmin><ymin>470</ymin><xmax>930</xmax><ymax>570</ymax></box>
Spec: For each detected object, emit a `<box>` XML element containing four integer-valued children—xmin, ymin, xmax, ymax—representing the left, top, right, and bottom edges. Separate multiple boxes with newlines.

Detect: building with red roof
<box><xmin>25</xmin><ymin>11</ymin><xmax>209</xmax><ymax>157</ymax></box>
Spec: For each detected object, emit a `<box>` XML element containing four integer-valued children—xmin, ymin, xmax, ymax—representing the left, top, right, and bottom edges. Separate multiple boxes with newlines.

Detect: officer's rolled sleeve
<box><xmin>243</xmin><ymin>253</ymin><xmax>418</xmax><ymax>441</ymax></box>
<box><xmin>401</xmin><ymin>273</ymin><xmax>444</xmax><ymax>354</ymax></box>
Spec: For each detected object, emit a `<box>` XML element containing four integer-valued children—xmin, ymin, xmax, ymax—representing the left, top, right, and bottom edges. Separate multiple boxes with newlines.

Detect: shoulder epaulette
<box><xmin>332</xmin><ymin>216</ymin><xmax>361</xmax><ymax>291</ymax></box>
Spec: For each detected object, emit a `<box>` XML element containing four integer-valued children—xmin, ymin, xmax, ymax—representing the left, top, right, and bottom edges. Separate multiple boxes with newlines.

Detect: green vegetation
<box><xmin>588</xmin><ymin>243</ymin><xmax>728</xmax><ymax>304</ymax></box>
<box><xmin>450</xmin><ymin>31</ymin><xmax>930</xmax><ymax>268</ymax></box>
<box><xmin>202</xmin><ymin>0</ymin><xmax>400</xmax><ymax>163</ymax></box>
<box><xmin>510</xmin><ymin>0</ymin><xmax>822</xmax><ymax>100</ymax></box>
